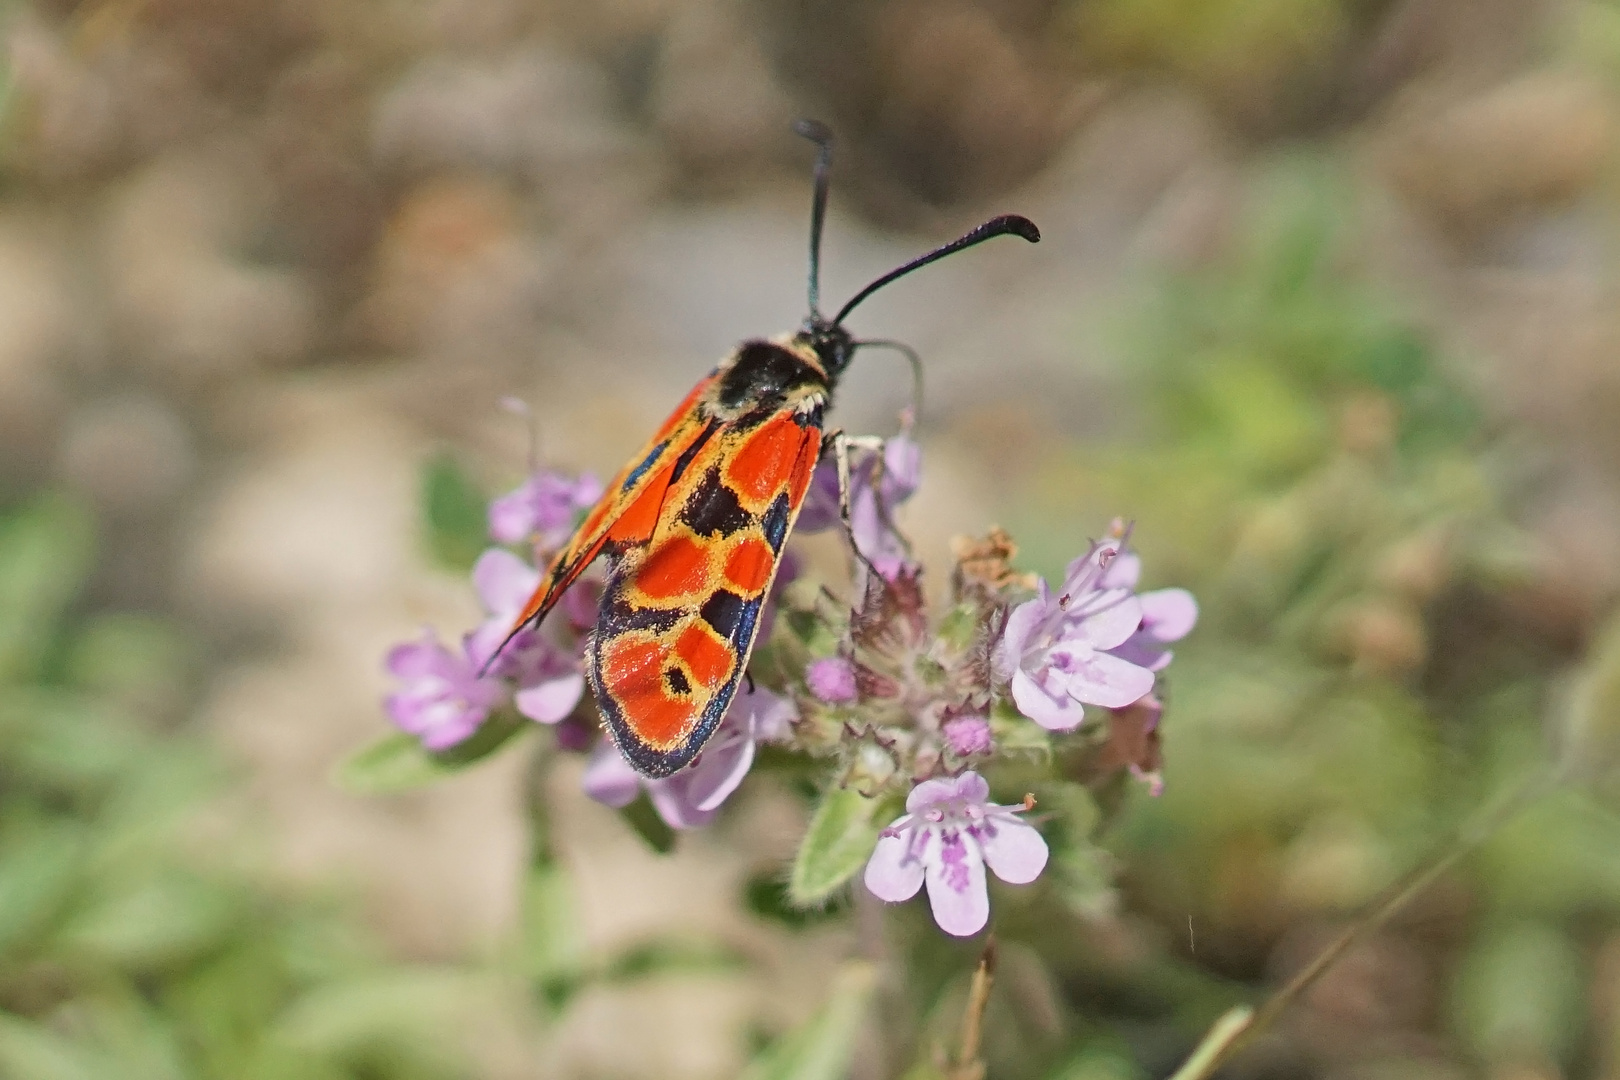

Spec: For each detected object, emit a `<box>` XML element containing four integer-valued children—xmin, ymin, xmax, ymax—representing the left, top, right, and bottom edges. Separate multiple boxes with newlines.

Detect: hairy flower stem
<box><xmin>1168</xmin><ymin>764</ymin><xmax>1560</xmax><ymax>1080</ymax></box>
<box><xmin>948</xmin><ymin>939</ymin><xmax>997</xmax><ymax>1080</ymax></box>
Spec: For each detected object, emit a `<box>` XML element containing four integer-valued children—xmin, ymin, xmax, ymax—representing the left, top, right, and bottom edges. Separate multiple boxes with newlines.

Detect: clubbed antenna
<box><xmin>833</xmin><ymin>215</ymin><xmax>1041</xmax><ymax>327</ymax></box>
<box><xmin>794</xmin><ymin>119</ymin><xmax>835</xmax><ymax>320</ymax></box>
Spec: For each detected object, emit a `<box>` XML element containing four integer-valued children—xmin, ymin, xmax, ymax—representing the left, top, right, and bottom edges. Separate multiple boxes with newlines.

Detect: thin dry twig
<box><xmin>1168</xmin><ymin>765</ymin><xmax>1558</xmax><ymax>1080</ymax></box>
<box><xmin>947</xmin><ymin>937</ymin><xmax>998</xmax><ymax>1080</ymax></box>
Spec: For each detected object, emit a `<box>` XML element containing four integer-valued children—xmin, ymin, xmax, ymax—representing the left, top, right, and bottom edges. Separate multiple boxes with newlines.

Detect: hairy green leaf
<box><xmin>789</xmin><ymin>785</ymin><xmax>888</xmax><ymax>906</ymax></box>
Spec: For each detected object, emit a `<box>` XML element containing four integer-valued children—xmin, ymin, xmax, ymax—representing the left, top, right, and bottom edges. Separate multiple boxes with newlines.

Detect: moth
<box><xmin>492</xmin><ymin>120</ymin><xmax>1039</xmax><ymax>777</ymax></box>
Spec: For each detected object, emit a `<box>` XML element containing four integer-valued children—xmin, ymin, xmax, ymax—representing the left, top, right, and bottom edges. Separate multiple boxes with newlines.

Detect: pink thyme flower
<box><xmin>798</xmin><ymin>431</ymin><xmax>922</xmax><ymax>581</ymax></box>
<box><xmin>806</xmin><ymin>656</ymin><xmax>859</xmax><ymax>704</ymax></box>
<box><xmin>864</xmin><ymin>771</ymin><xmax>1047</xmax><ymax>937</ymax></box>
<box><xmin>489</xmin><ymin>470</ymin><xmax>603</xmax><ymax>549</ymax></box>
<box><xmin>384</xmin><ymin>630</ymin><xmax>505</xmax><ymax>750</ymax></box>
<box><xmin>582</xmin><ymin>682</ymin><xmax>797</xmax><ymax>829</ymax></box>
<box><xmin>463</xmin><ymin>548</ymin><xmax>585</xmax><ymax>724</ymax></box>
<box><xmin>994</xmin><ymin>538</ymin><xmax>1157</xmax><ymax>731</ymax></box>
<box><xmin>1096</xmin><ymin>551</ymin><xmax>1199</xmax><ymax>672</ymax></box>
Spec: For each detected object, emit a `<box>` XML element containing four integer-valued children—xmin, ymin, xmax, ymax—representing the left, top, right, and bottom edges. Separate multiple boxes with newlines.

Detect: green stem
<box><xmin>1168</xmin><ymin>765</ymin><xmax>1559</xmax><ymax>1080</ymax></box>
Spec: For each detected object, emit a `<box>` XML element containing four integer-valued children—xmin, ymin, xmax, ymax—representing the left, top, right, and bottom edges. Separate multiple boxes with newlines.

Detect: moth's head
<box><xmin>798</xmin><ymin>318</ymin><xmax>856</xmax><ymax>381</ymax></box>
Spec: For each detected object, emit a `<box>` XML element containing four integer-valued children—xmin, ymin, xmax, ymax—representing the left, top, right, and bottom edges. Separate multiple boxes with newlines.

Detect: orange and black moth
<box><xmin>491</xmin><ymin>120</ymin><xmax>1040</xmax><ymax>778</ymax></box>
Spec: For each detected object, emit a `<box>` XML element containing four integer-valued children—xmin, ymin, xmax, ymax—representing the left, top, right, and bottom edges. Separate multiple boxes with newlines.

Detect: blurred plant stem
<box><xmin>947</xmin><ymin>940</ymin><xmax>997</xmax><ymax>1080</ymax></box>
<box><xmin>1168</xmin><ymin>763</ymin><xmax>1562</xmax><ymax>1080</ymax></box>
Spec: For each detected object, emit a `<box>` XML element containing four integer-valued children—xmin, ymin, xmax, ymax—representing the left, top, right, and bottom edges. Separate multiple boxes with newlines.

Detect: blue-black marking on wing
<box><xmin>621</xmin><ymin>439</ymin><xmax>670</xmax><ymax>493</ymax></box>
<box><xmin>761</xmin><ymin>492</ymin><xmax>793</xmax><ymax>553</ymax></box>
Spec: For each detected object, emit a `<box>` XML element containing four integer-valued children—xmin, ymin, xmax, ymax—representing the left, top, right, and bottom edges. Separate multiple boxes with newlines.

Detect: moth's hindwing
<box><xmin>592</xmin><ymin>401</ymin><xmax>825</xmax><ymax>777</ymax></box>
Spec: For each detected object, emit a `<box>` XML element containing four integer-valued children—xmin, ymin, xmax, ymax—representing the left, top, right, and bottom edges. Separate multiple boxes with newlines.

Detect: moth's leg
<box><xmin>829</xmin><ymin>429</ymin><xmax>888</xmax><ymax>591</ymax></box>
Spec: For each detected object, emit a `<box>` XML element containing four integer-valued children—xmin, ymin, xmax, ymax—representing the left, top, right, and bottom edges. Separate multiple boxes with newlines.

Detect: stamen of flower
<box><xmin>1021</xmin><ymin>793</ymin><xmax>1036</xmax><ymax>811</ymax></box>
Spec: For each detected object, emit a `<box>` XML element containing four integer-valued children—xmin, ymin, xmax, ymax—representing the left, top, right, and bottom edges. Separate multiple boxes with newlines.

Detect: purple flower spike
<box><xmin>582</xmin><ymin>682</ymin><xmax>797</xmax><ymax>829</ymax></box>
<box><xmin>807</xmin><ymin>656</ymin><xmax>859</xmax><ymax>704</ymax></box>
<box><xmin>489</xmin><ymin>470</ymin><xmax>603</xmax><ymax>550</ymax></box>
<box><xmin>864</xmin><ymin>771</ymin><xmax>1047</xmax><ymax>937</ymax></box>
<box><xmin>464</xmin><ymin>548</ymin><xmax>585</xmax><ymax>725</ymax></box>
<box><xmin>384</xmin><ymin>631</ymin><xmax>505</xmax><ymax>750</ymax></box>
<box><xmin>995</xmin><ymin>538</ymin><xmax>1158</xmax><ymax>731</ymax></box>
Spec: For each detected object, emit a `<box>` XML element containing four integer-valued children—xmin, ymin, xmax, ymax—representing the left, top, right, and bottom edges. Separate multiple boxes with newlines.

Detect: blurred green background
<box><xmin>6</xmin><ymin>0</ymin><xmax>1620</xmax><ymax>1077</ymax></box>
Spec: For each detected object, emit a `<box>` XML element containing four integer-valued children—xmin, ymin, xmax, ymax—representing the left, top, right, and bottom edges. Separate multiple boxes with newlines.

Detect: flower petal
<box><xmin>1139</xmin><ymin>588</ymin><xmax>1199</xmax><ymax>643</ymax></box>
<box><xmin>1068</xmin><ymin>594</ymin><xmax>1143</xmax><ymax>650</ymax></box>
<box><xmin>794</xmin><ymin>459</ymin><xmax>842</xmax><ymax>533</ymax></box>
<box><xmin>880</xmin><ymin>433</ymin><xmax>922</xmax><ymax>502</ymax></box>
<box><xmin>386</xmin><ymin>634</ymin><xmax>451</xmax><ymax>679</ymax></box>
<box><xmin>571</xmin><ymin>472</ymin><xmax>605</xmax><ymax>508</ymax></box>
<box><xmin>473</xmin><ymin>548</ymin><xmax>541</xmax><ymax>615</ymax></box>
<box><xmin>685</xmin><ymin>734</ymin><xmax>755</xmax><ymax>813</ymax></box>
<box><xmin>1010</xmin><ymin>667</ymin><xmax>1086</xmax><ymax>731</ymax></box>
<box><xmin>994</xmin><ymin>591</ymin><xmax>1050</xmax><ymax>681</ymax></box>
<box><xmin>864</xmin><ymin>826</ymin><xmax>926</xmax><ymax>902</ymax></box>
<box><xmin>488</xmin><ymin>485</ymin><xmax>538</xmax><ymax>544</ymax></box>
<box><xmin>647</xmin><ymin>779</ymin><xmax>717</xmax><ymax>829</ymax></box>
<box><xmin>1060</xmin><ymin>650</ymin><xmax>1156</xmax><ymax>709</ymax></box>
<box><xmin>923</xmin><ymin>828</ymin><xmax>989</xmax><ymax>937</ymax></box>
<box><xmin>1098</xmin><ymin>550</ymin><xmax>1141</xmax><ymax>590</ymax></box>
<box><xmin>581</xmin><ymin>742</ymin><xmax>640</xmax><ymax>809</ymax></box>
<box><xmin>514</xmin><ymin>672</ymin><xmax>584</xmax><ymax>724</ymax></box>
<box><xmin>906</xmin><ymin>777</ymin><xmax>964</xmax><ymax>814</ymax></box>
<box><xmin>978</xmin><ymin>815</ymin><xmax>1049</xmax><ymax>885</ymax></box>
<box><xmin>950</xmin><ymin>771</ymin><xmax>990</xmax><ymax>805</ymax></box>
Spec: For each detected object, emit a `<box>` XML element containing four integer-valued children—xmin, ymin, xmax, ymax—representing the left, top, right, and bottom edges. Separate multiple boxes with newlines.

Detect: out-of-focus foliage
<box><xmin>973</xmin><ymin>157</ymin><xmax>1620</xmax><ymax>1077</ymax></box>
<box><xmin>0</xmin><ymin>496</ymin><xmax>474</xmax><ymax>1080</ymax></box>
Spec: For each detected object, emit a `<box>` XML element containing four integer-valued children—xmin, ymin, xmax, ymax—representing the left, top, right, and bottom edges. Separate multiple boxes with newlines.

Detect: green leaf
<box><xmin>0</xmin><ymin>825</ymin><xmax>84</xmax><ymax>959</ymax></box>
<box><xmin>420</xmin><ymin>453</ymin><xmax>490</xmax><ymax>572</ymax></box>
<box><xmin>789</xmin><ymin>785</ymin><xmax>888</xmax><ymax>906</ymax></box>
<box><xmin>1452</xmin><ymin>920</ymin><xmax>1583</xmax><ymax>1063</ymax></box>
<box><xmin>0</xmin><ymin>495</ymin><xmax>95</xmax><ymax>681</ymax></box>
<box><xmin>274</xmin><ymin>968</ymin><xmax>477</xmax><ymax>1057</ymax></box>
<box><xmin>0</xmin><ymin>1012</ymin><xmax>103</xmax><ymax>1080</ymax></box>
<box><xmin>618</xmin><ymin>794</ymin><xmax>676</xmax><ymax>854</ymax></box>
<box><xmin>520</xmin><ymin>863</ymin><xmax>585</xmax><ymax>1010</ymax></box>
<box><xmin>738</xmin><ymin>960</ymin><xmax>877</xmax><ymax>1080</ymax></box>
<box><xmin>65</xmin><ymin>614</ymin><xmax>189</xmax><ymax>717</ymax></box>
<box><xmin>336</xmin><ymin>712</ymin><xmax>530</xmax><ymax>794</ymax></box>
<box><xmin>58</xmin><ymin>870</ymin><xmax>237</xmax><ymax>970</ymax></box>
<box><xmin>745</xmin><ymin>872</ymin><xmax>847</xmax><ymax>928</ymax></box>
<box><xmin>599</xmin><ymin>938</ymin><xmax>748</xmax><ymax>983</ymax></box>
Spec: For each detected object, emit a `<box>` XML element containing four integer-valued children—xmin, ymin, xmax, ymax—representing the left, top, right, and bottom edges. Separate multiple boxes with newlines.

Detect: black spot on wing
<box><xmin>700</xmin><ymin>589</ymin><xmax>749</xmax><ymax>641</ymax></box>
<box><xmin>761</xmin><ymin>492</ymin><xmax>792</xmax><ymax>553</ymax></box>
<box><xmin>664</xmin><ymin>667</ymin><xmax>692</xmax><ymax>696</ymax></box>
<box><xmin>621</xmin><ymin>439</ymin><xmax>670</xmax><ymax>492</ymax></box>
<box><xmin>597</xmin><ymin>591</ymin><xmax>682</xmax><ymax>635</ymax></box>
<box><xmin>680</xmin><ymin>467</ymin><xmax>752</xmax><ymax>537</ymax></box>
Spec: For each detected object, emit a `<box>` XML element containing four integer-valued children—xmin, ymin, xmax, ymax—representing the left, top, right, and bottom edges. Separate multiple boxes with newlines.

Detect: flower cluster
<box><xmin>381</xmin><ymin>426</ymin><xmax>1196</xmax><ymax>939</ymax></box>
<box><xmin>383</xmin><ymin>465</ymin><xmax>799</xmax><ymax>829</ymax></box>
